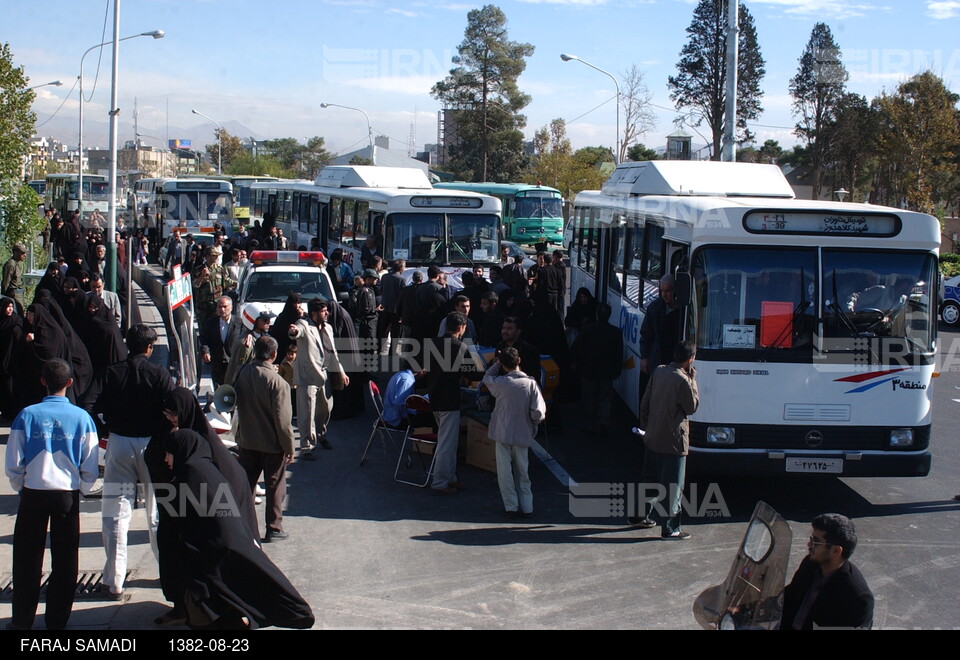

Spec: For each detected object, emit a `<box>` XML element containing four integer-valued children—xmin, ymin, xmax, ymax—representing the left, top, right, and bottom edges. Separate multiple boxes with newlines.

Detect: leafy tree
<box><xmin>626</xmin><ymin>143</ymin><xmax>659</xmax><ymax>161</ymax></box>
<box><xmin>349</xmin><ymin>155</ymin><xmax>373</xmax><ymax>166</ymax></box>
<box><xmin>524</xmin><ymin>119</ymin><xmax>606</xmax><ymax>199</ymax></box>
<box><xmin>432</xmin><ymin>5</ymin><xmax>534</xmax><ymax>181</ymax></box>
<box><xmin>873</xmin><ymin>71</ymin><xmax>960</xmax><ymax>212</ymax></box>
<box><xmin>824</xmin><ymin>93</ymin><xmax>877</xmax><ymax>203</ymax></box>
<box><xmin>738</xmin><ymin>139</ymin><xmax>784</xmax><ymax>164</ymax></box>
<box><xmin>205</xmin><ymin>128</ymin><xmax>244</xmax><ymax>172</ymax></box>
<box><xmin>620</xmin><ymin>65</ymin><xmax>656</xmax><ymax>163</ymax></box>
<box><xmin>790</xmin><ymin>23</ymin><xmax>848</xmax><ymax>199</ymax></box>
<box><xmin>261</xmin><ymin>137</ymin><xmax>301</xmax><ymax>171</ymax></box>
<box><xmin>300</xmin><ymin>136</ymin><xmax>333</xmax><ymax>179</ymax></box>
<box><xmin>668</xmin><ymin>0</ymin><xmax>765</xmax><ymax>160</ymax></box>
<box><xmin>0</xmin><ymin>43</ymin><xmax>44</xmax><ymax>252</ymax></box>
<box><xmin>225</xmin><ymin>152</ymin><xmax>291</xmax><ymax>178</ymax></box>
<box><xmin>575</xmin><ymin>146</ymin><xmax>615</xmax><ymax>167</ymax></box>
<box><xmin>260</xmin><ymin>136</ymin><xmax>332</xmax><ymax>179</ymax></box>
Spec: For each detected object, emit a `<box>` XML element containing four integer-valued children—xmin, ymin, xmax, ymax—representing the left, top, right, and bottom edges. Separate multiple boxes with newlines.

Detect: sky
<box><xmin>8</xmin><ymin>0</ymin><xmax>960</xmax><ymax>161</ymax></box>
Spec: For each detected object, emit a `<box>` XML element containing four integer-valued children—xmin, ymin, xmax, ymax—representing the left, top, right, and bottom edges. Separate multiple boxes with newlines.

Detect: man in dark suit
<box><xmin>199</xmin><ymin>296</ymin><xmax>242</xmax><ymax>388</ymax></box>
<box><xmin>781</xmin><ymin>513</ymin><xmax>874</xmax><ymax>630</ymax></box>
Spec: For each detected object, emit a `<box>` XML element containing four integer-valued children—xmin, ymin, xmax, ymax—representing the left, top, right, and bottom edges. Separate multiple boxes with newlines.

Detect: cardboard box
<box><xmin>466</xmin><ymin>418</ymin><xmax>497</xmax><ymax>473</ymax></box>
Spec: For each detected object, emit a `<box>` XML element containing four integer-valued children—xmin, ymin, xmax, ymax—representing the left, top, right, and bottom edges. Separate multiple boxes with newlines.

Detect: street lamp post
<box><xmin>320</xmin><ymin>102</ymin><xmax>374</xmax><ymax>157</ymax></box>
<box><xmin>28</xmin><ymin>80</ymin><xmax>64</xmax><ymax>90</ymax></box>
<box><xmin>191</xmin><ymin>109</ymin><xmax>223</xmax><ymax>174</ymax></box>
<box><xmin>77</xmin><ymin>28</ymin><xmax>164</xmax><ymax>217</ymax></box>
<box><xmin>560</xmin><ymin>54</ymin><xmax>621</xmax><ymax>165</ymax></box>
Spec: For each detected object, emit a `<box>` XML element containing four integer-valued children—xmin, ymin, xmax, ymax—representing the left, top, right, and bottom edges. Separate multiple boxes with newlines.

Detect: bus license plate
<box><xmin>785</xmin><ymin>458</ymin><xmax>843</xmax><ymax>474</ymax></box>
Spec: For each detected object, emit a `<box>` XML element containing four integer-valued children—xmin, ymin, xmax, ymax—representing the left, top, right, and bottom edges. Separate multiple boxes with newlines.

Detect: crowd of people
<box><xmin>1</xmin><ymin>210</ymin><xmax>876</xmax><ymax>630</ymax></box>
<box><xmin>0</xmin><ymin>211</ymin><xmax>320</xmax><ymax>631</ymax></box>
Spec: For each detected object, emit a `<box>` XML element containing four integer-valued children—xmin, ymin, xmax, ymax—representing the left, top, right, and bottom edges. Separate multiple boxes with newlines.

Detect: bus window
<box><xmin>822</xmin><ymin>250</ymin><xmax>937</xmax><ymax>352</ymax></box>
<box><xmin>644</xmin><ymin>224</ymin><xmax>665</xmax><ymax>281</ymax></box>
<box><xmin>329</xmin><ymin>199</ymin><xmax>343</xmax><ymax>242</ymax></box>
<box><xmin>607</xmin><ymin>220</ymin><xmax>625</xmax><ymax>294</ymax></box>
<box><xmin>385</xmin><ymin>213</ymin><xmax>443</xmax><ymax>262</ymax></box>
<box><xmin>623</xmin><ymin>223</ymin><xmax>645</xmax><ymax>307</ymax></box>
<box><xmin>584</xmin><ymin>209</ymin><xmax>599</xmax><ymax>276</ymax></box>
<box><xmin>353</xmin><ymin>201</ymin><xmax>370</xmax><ymax>250</ymax></box>
<box><xmin>692</xmin><ymin>247</ymin><xmax>817</xmax><ymax>353</ymax></box>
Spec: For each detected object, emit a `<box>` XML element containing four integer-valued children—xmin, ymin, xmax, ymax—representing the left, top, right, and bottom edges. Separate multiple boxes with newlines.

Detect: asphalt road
<box><xmin>0</xmin><ymin>284</ymin><xmax>957</xmax><ymax>630</ymax></box>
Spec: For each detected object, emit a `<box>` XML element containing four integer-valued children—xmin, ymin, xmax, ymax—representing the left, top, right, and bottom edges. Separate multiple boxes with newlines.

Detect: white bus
<box><xmin>568</xmin><ymin>160</ymin><xmax>939</xmax><ymax>477</ymax></box>
<box><xmin>133</xmin><ymin>177</ymin><xmax>233</xmax><ymax>241</ymax></box>
<box><xmin>252</xmin><ymin>166</ymin><xmax>502</xmax><ymax>285</ymax></box>
<box><xmin>45</xmin><ymin>173</ymin><xmax>109</xmax><ymax>220</ymax></box>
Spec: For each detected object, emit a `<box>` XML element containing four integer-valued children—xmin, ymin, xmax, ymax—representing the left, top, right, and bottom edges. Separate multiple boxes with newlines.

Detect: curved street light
<box><xmin>560</xmin><ymin>53</ymin><xmax>620</xmax><ymax>165</ymax></box>
<box><xmin>77</xmin><ymin>30</ymin><xmax>164</xmax><ymax>210</ymax></box>
<box><xmin>28</xmin><ymin>80</ymin><xmax>64</xmax><ymax>90</ymax></box>
<box><xmin>191</xmin><ymin>109</ymin><xmax>223</xmax><ymax>174</ymax></box>
<box><xmin>320</xmin><ymin>102</ymin><xmax>374</xmax><ymax>151</ymax></box>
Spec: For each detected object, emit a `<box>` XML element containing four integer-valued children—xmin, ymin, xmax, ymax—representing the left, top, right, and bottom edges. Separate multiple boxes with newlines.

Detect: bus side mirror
<box><xmin>674</xmin><ymin>272</ymin><xmax>692</xmax><ymax>307</ymax></box>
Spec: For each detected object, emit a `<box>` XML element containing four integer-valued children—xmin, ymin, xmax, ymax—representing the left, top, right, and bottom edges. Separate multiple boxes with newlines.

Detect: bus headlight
<box><xmin>889</xmin><ymin>429</ymin><xmax>914</xmax><ymax>448</ymax></box>
<box><xmin>706</xmin><ymin>427</ymin><xmax>735</xmax><ymax>445</ymax></box>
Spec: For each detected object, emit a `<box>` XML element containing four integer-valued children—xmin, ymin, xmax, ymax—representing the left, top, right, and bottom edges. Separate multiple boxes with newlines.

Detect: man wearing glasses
<box><xmin>781</xmin><ymin>513</ymin><xmax>875</xmax><ymax>629</ymax></box>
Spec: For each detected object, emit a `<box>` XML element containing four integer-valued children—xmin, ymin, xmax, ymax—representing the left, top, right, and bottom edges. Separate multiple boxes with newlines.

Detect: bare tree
<box><xmin>620</xmin><ymin>65</ymin><xmax>656</xmax><ymax>162</ymax></box>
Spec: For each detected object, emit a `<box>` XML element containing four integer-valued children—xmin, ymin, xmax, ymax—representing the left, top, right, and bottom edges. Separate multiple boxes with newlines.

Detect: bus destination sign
<box><xmin>410</xmin><ymin>196</ymin><xmax>482</xmax><ymax>209</ymax></box>
<box><xmin>744</xmin><ymin>211</ymin><xmax>899</xmax><ymax>236</ymax></box>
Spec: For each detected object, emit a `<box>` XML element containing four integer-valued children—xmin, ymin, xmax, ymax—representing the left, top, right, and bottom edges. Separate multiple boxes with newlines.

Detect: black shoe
<box><xmin>431</xmin><ymin>486</ymin><xmax>458</xmax><ymax>496</ymax></box>
<box><xmin>661</xmin><ymin>530</ymin><xmax>692</xmax><ymax>540</ymax></box>
<box><xmin>503</xmin><ymin>509</ymin><xmax>521</xmax><ymax>519</ymax></box>
<box><xmin>520</xmin><ymin>511</ymin><xmax>534</xmax><ymax>519</ymax></box>
<box><xmin>301</xmin><ymin>448</ymin><xmax>316</xmax><ymax>461</ymax></box>
<box><xmin>319</xmin><ymin>438</ymin><xmax>333</xmax><ymax>450</ymax></box>
<box><xmin>627</xmin><ymin>517</ymin><xmax>657</xmax><ymax>529</ymax></box>
<box><xmin>264</xmin><ymin>529</ymin><xmax>289</xmax><ymax>543</ymax></box>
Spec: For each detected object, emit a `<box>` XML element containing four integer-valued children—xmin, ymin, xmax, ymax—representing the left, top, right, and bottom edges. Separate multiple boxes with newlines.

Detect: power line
<box><xmin>35</xmin><ymin>77</ymin><xmax>80</xmax><ymax>129</ymax></box>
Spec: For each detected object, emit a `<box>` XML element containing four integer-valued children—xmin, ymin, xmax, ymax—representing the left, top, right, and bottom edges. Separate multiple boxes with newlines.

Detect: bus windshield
<box><xmin>692</xmin><ymin>246</ymin><xmax>937</xmax><ymax>358</ymax></box>
<box><xmin>385</xmin><ymin>213</ymin><xmax>444</xmax><ymax>262</ymax></box>
<box><xmin>68</xmin><ymin>181</ymin><xmax>109</xmax><ymax>200</ymax></box>
<box><xmin>384</xmin><ymin>212</ymin><xmax>499</xmax><ymax>264</ymax></box>
<box><xmin>166</xmin><ymin>192</ymin><xmax>232</xmax><ymax>222</ymax></box>
<box><xmin>692</xmin><ymin>247</ymin><xmax>818</xmax><ymax>355</ymax></box>
<box><xmin>822</xmin><ymin>249</ymin><xmax>937</xmax><ymax>353</ymax></box>
<box><xmin>515</xmin><ymin>196</ymin><xmax>563</xmax><ymax>219</ymax></box>
<box><xmin>448</xmin><ymin>213</ymin><xmax>499</xmax><ymax>263</ymax></box>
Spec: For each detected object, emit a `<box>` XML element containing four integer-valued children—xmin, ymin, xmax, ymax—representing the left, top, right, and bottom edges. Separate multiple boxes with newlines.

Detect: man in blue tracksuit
<box><xmin>5</xmin><ymin>359</ymin><xmax>99</xmax><ymax>630</ymax></box>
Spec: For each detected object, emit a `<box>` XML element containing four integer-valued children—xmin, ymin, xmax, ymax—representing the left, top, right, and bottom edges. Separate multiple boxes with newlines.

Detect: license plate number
<box><xmin>785</xmin><ymin>458</ymin><xmax>843</xmax><ymax>474</ymax></box>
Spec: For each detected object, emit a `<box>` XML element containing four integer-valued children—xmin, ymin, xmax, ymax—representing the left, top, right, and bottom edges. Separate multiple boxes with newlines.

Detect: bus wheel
<box><xmin>942</xmin><ymin>300</ymin><xmax>960</xmax><ymax>326</ymax></box>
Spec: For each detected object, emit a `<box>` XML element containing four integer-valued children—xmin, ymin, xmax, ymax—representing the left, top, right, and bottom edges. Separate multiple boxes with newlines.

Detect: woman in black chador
<box><xmin>147</xmin><ymin>390</ymin><xmax>313</xmax><ymax>630</ymax></box>
<box><xmin>0</xmin><ymin>297</ymin><xmax>24</xmax><ymax>419</ymax></box>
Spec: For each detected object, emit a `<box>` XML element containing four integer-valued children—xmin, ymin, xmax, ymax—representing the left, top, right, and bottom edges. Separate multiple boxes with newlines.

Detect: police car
<box><xmin>235</xmin><ymin>250</ymin><xmax>338</xmax><ymax>327</ymax></box>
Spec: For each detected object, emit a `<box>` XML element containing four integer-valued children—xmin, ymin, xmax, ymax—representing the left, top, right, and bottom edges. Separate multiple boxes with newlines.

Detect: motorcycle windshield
<box><xmin>693</xmin><ymin>501</ymin><xmax>793</xmax><ymax>630</ymax></box>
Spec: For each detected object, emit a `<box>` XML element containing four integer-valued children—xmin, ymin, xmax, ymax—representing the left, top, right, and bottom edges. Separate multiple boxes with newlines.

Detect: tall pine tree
<box><xmin>432</xmin><ymin>5</ymin><xmax>534</xmax><ymax>182</ymax></box>
<box><xmin>790</xmin><ymin>23</ymin><xmax>848</xmax><ymax>199</ymax></box>
<box><xmin>667</xmin><ymin>0</ymin><xmax>765</xmax><ymax>160</ymax></box>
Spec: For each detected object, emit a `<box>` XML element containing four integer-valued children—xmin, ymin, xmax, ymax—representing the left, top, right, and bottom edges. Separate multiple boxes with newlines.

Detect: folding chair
<box><xmin>360</xmin><ymin>381</ymin><xmax>408</xmax><ymax>466</ymax></box>
<box><xmin>393</xmin><ymin>395</ymin><xmax>438</xmax><ymax>487</ymax></box>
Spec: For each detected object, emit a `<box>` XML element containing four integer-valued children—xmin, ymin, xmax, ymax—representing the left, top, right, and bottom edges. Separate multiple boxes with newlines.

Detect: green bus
<box><xmin>433</xmin><ymin>182</ymin><xmax>563</xmax><ymax>246</ymax></box>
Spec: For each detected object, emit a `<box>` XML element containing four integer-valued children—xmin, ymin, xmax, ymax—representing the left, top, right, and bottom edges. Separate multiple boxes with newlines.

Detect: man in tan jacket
<box><xmin>234</xmin><ymin>335</ymin><xmax>295</xmax><ymax>542</ymax></box>
<box><xmin>633</xmin><ymin>340</ymin><xmax>699</xmax><ymax>540</ymax></box>
<box><xmin>288</xmin><ymin>298</ymin><xmax>348</xmax><ymax>458</ymax></box>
